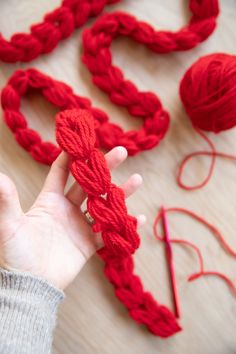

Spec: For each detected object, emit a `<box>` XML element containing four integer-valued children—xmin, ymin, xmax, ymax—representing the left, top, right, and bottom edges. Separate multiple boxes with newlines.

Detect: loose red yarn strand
<box><xmin>153</xmin><ymin>209</ymin><xmax>205</xmax><ymax>273</ymax></box>
<box><xmin>167</xmin><ymin>207</ymin><xmax>236</xmax><ymax>258</ymax></box>
<box><xmin>188</xmin><ymin>272</ymin><xmax>236</xmax><ymax>296</ymax></box>
<box><xmin>177</xmin><ymin>128</ymin><xmax>236</xmax><ymax>190</ymax></box>
<box><xmin>177</xmin><ymin>128</ymin><xmax>216</xmax><ymax>190</ymax></box>
<box><xmin>153</xmin><ymin>207</ymin><xmax>236</xmax><ymax>296</ymax></box>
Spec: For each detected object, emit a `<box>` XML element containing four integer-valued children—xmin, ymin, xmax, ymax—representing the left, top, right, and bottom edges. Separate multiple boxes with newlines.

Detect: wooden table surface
<box><xmin>1</xmin><ymin>1</ymin><xmax>236</xmax><ymax>353</ymax></box>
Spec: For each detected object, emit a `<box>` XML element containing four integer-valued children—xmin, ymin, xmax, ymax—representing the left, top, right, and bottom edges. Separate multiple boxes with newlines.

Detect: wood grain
<box><xmin>1</xmin><ymin>1</ymin><xmax>236</xmax><ymax>353</ymax></box>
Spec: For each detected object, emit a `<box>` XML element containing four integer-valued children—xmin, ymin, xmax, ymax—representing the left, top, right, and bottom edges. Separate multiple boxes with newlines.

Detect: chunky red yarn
<box><xmin>1</xmin><ymin>68</ymin><xmax>168</xmax><ymax>163</ymax></box>
<box><xmin>0</xmin><ymin>1</ymin><xmax>220</xmax><ymax>160</ymax></box>
<box><xmin>180</xmin><ymin>53</ymin><xmax>236</xmax><ymax>133</ymax></box>
<box><xmin>55</xmin><ymin>108</ymin><xmax>181</xmax><ymax>337</ymax></box>
<box><xmin>82</xmin><ymin>1</ymin><xmax>219</xmax><ymax>138</ymax></box>
<box><xmin>0</xmin><ymin>0</ymin><xmax>120</xmax><ymax>63</ymax></box>
<box><xmin>178</xmin><ymin>53</ymin><xmax>236</xmax><ymax>189</ymax></box>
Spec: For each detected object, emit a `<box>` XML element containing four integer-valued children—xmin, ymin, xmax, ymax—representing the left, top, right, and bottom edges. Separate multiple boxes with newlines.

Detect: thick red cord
<box><xmin>0</xmin><ymin>0</ymin><xmax>120</xmax><ymax>63</ymax></box>
<box><xmin>55</xmin><ymin>108</ymin><xmax>181</xmax><ymax>337</ymax></box>
<box><xmin>82</xmin><ymin>2</ymin><xmax>219</xmax><ymax>156</ymax></box>
<box><xmin>83</xmin><ymin>0</ymin><xmax>219</xmax><ymax>153</ymax></box>
<box><xmin>0</xmin><ymin>2</ymin><xmax>219</xmax><ymax>160</ymax></box>
<box><xmin>153</xmin><ymin>207</ymin><xmax>236</xmax><ymax>296</ymax></box>
<box><xmin>0</xmin><ymin>68</ymin><xmax>170</xmax><ymax>163</ymax></box>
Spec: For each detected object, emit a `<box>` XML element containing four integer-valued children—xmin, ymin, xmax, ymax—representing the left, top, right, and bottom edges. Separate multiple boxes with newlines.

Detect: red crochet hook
<box><xmin>161</xmin><ymin>206</ymin><xmax>180</xmax><ymax>318</ymax></box>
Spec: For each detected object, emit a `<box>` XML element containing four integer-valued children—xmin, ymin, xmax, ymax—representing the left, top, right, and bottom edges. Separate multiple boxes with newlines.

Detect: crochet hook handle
<box><xmin>161</xmin><ymin>206</ymin><xmax>180</xmax><ymax>318</ymax></box>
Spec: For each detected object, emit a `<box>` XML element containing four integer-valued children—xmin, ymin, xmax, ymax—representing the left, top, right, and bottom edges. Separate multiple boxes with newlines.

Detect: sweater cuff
<box><xmin>0</xmin><ymin>268</ymin><xmax>64</xmax><ymax>354</ymax></box>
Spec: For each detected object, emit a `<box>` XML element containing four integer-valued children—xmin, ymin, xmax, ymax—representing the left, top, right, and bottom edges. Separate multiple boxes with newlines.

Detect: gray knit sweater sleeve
<box><xmin>0</xmin><ymin>269</ymin><xmax>64</xmax><ymax>354</ymax></box>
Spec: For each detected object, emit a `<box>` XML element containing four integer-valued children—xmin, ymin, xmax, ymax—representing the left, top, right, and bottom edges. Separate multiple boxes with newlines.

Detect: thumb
<box><xmin>0</xmin><ymin>173</ymin><xmax>22</xmax><ymax>221</ymax></box>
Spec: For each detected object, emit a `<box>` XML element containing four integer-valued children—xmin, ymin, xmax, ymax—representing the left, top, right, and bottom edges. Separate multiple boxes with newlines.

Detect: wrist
<box><xmin>0</xmin><ymin>268</ymin><xmax>64</xmax><ymax>353</ymax></box>
<box><xmin>0</xmin><ymin>267</ymin><xmax>64</xmax><ymax>300</ymax></box>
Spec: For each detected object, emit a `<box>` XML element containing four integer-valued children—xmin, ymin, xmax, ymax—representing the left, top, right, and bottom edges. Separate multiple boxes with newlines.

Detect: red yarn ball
<box><xmin>180</xmin><ymin>53</ymin><xmax>236</xmax><ymax>133</ymax></box>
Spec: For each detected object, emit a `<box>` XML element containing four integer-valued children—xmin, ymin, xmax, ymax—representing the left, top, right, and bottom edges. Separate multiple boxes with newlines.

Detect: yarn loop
<box><xmin>1</xmin><ymin>68</ymin><xmax>169</xmax><ymax>163</ymax></box>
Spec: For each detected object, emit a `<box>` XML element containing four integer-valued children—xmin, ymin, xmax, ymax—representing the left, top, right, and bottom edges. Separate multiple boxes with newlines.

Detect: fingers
<box><xmin>121</xmin><ymin>173</ymin><xmax>142</xmax><ymax>198</ymax></box>
<box><xmin>41</xmin><ymin>152</ymin><xmax>69</xmax><ymax>194</ymax></box>
<box><xmin>105</xmin><ymin>146</ymin><xmax>128</xmax><ymax>170</ymax></box>
<box><xmin>0</xmin><ymin>173</ymin><xmax>22</xmax><ymax>221</ymax></box>
<box><xmin>136</xmin><ymin>214</ymin><xmax>146</xmax><ymax>227</ymax></box>
<box><xmin>66</xmin><ymin>146</ymin><xmax>128</xmax><ymax>206</ymax></box>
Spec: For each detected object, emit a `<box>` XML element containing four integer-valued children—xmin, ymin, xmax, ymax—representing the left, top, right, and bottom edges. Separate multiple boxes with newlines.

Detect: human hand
<box><xmin>0</xmin><ymin>147</ymin><xmax>145</xmax><ymax>290</ymax></box>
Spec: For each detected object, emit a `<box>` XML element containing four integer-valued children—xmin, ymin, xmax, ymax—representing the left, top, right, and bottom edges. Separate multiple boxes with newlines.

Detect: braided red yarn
<box><xmin>82</xmin><ymin>1</ymin><xmax>219</xmax><ymax>148</ymax></box>
<box><xmin>1</xmin><ymin>68</ymin><xmax>168</xmax><ymax>164</ymax></box>
<box><xmin>0</xmin><ymin>2</ymin><xmax>219</xmax><ymax>159</ymax></box>
<box><xmin>0</xmin><ymin>0</ymin><xmax>120</xmax><ymax>63</ymax></box>
<box><xmin>56</xmin><ymin>108</ymin><xmax>181</xmax><ymax>337</ymax></box>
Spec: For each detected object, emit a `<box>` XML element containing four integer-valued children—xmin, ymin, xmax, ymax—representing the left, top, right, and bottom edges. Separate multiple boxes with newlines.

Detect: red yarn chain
<box><xmin>1</xmin><ymin>68</ymin><xmax>169</xmax><ymax>164</ymax></box>
<box><xmin>0</xmin><ymin>2</ymin><xmax>220</xmax><ymax>160</ymax></box>
<box><xmin>82</xmin><ymin>1</ymin><xmax>219</xmax><ymax>147</ymax></box>
<box><xmin>56</xmin><ymin>108</ymin><xmax>181</xmax><ymax>337</ymax></box>
<box><xmin>0</xmin><ymin>0</ymin><xmax>120</xmax><ymax>63</ymax></box>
